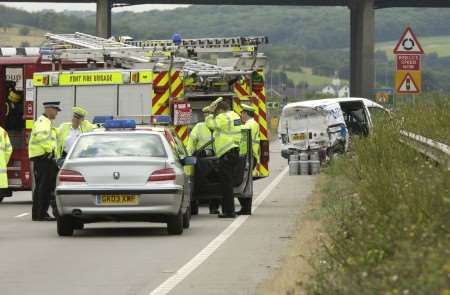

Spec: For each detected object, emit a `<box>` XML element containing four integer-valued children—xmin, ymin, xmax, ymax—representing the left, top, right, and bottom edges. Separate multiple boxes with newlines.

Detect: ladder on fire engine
<box><xmin>125</xmin><ymin>36</ymin><xmax>269</xmax><ymax>53</ymax></box>
<box><xmin>45</xmin><ymin>32</ymin><xmax>137</xmax><ymax>49</ymax></box>
<box><xmin>43</xmin><ymin>33</ymin><xmax>264</xmax><ymax>75</ymax></box>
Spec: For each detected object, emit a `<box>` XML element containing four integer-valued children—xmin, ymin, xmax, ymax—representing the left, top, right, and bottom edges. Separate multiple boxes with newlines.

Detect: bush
<box><xmin>19</xmin><ymin>26</ymin><xmax>30</xmax><ymax>36</ymax></box>
<box><xmin>308</xmin><ymin>99</ymin><xmax>450</xmax><ymax>295</ymax></box>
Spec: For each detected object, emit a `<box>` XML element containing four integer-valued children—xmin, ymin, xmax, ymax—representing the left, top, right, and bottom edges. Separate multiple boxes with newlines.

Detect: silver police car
<box><xmin>55</xmin><ymin>120</ymin><xmax>194</xmax><ymax>236</ymax></box>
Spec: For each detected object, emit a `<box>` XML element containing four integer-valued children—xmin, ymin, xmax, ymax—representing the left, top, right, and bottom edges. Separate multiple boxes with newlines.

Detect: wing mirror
<box><xmin>181</xmin><ymin>156</ymin><xmax>197</xmax><ymax>166</ymax></box>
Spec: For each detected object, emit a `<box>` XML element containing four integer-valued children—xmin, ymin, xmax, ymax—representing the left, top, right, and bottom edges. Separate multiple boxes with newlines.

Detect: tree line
<box><xmin>2</xmin><ymin>5</ymin><xmax>450</xmax><ymax>91</ymax></box>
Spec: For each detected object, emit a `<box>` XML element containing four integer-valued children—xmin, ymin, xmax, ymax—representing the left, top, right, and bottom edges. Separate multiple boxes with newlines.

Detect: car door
<box><xmin>233</xmin><ymin>128</ymin><xmax>253</xmax><ymax>198</ymax></box>
<box><xmin>171</xmin><ymin>131</ymin><xmax>193</xmax><ymax>210</ymax></box>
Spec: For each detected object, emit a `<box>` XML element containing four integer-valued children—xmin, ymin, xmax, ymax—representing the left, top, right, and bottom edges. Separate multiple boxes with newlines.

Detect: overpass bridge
<box><xmin>3</xmin><ymin>0</ymin><xmax>450</xmax><ymax>98</ymax></box>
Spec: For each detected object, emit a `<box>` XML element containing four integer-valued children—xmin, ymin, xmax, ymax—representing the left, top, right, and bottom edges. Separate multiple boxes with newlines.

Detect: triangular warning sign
<box><xmin>393</xmin><ymin>27</ymin><xmax>424</xmax><ymax>54</ymax></box>
<box><xmin>397</xmin><ymin>73</ymin><xmax>419</xmax><ymax>93</ymax></box>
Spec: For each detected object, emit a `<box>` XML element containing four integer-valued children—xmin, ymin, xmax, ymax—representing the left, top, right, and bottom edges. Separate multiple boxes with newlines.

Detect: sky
<box><xmin>1</xmin><ymin>2</ymin><xmax>188</xmax><ymax>12</ymax></box>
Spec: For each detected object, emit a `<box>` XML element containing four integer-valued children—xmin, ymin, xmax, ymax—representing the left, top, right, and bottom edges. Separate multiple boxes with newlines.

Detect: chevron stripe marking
<box><xmin>153</xmin><ymin>72</ymin><xmax>166</xmax><ymax>86</ymax></box>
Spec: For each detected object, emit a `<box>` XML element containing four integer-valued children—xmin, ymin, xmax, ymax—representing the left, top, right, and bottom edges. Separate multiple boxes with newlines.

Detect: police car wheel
<box><xmin>0</xmin><ymin>197</ymin><xmax>3</xmax><ymax>203</ymax></box>
<box><xmin>167</xmin><ymin>211</ymin><xmax>183</xmax><ymax>235</ymax></box>
<box><xmin>57</xmin><ymin>215</ymin><xmax>74</xmax><ymax>236</ymax></box>
<box><xmin>183</xmin><ymin>206</ymin><xmax>191</xmax><ymax>229</ymax></box>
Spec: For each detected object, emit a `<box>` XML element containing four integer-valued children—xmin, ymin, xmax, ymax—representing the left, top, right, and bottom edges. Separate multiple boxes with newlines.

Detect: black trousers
<box><xmin>32</xmin><ymin>156</ymin><xmax>58</xmax><ymax>219</ymax></box>
<box><xmin>238</xmin><ymin>198</ymin><xmax>252</xmax><ymax>213</ymax></box>
<box><xmin>209</xmin><ymin>198</ymin><xmax>221</xmax><ymax>211</ymax></box>
<box><xmin>217</xmin><ymin>148</ymin><xmax>239</xmax><ymax>215</ymax></box>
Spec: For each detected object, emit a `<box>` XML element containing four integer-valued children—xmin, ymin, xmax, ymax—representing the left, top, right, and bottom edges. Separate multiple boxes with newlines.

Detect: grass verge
<box><xmin>307</xmin><ymin>99</ymin><xmax>450</xmax><ymax>295</ymax></box>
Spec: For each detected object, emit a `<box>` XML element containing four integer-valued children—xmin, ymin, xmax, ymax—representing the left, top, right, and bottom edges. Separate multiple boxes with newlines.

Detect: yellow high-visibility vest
<box><xmin>28</xmin><ymin>115</ymin><xmax>58</xmax><ymax>159</ymax></box>
<box><xmin>186</xmin><ymin>120</ymin><xmax>212</xmax><ymax>156</ymax></box>
<box><xmin>243</xmin><ymin>118</ymin><xmax>261</xmax><ymax>163</ymax></box>
<box><xmin>206</xmin><ymin>110</ymin><xmax>242</xmax><ymax>158</ymax></box>
<box><xmin>0</xmin><ymin>127</ymin><xmax>12</xmax><ymax>188</ymax></box>
<box><xmin>57</xmin><ymin>120</ymin><xmax>95</xmax><ymax>156</ymax></box>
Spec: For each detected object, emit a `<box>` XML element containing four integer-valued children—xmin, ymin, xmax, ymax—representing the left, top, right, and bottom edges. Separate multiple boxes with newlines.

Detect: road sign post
<box><xmin>393</xmin><ymin>27</ymin><xmax>424</xmax><ymax>96</ymax></box>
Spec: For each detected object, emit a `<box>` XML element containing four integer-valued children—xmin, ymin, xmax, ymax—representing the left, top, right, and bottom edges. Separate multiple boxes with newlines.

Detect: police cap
<box><xmin>72</xmin><ymin>106</ymin><xmax>88</xmax><ymax>119</ymax></box>
<box><xmin>241</xmin><ymin>103</ymin><xmax>256</xmax><ymax>113</ymax></box>
<box><xmin>43</xmin><ymin>101</ymin><xmax>61</xmax><ymax>111</ymax></box>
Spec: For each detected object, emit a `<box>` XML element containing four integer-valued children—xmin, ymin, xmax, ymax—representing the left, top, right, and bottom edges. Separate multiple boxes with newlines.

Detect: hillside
<box><xmin>0</xmin><ymin>25</ymin><xmax>46</xmax><ymax>47</ymax></box>
<box><xmin>377</xmin><ymin>35</ymin><xmax>450</xmax><ymax>58</ymax></box>
<box><xmin>2</xmin><ymin>5</ymin><xmax>450</xmax><ymax>49</ymax></box>
<box><xmin>2</xmin><ymin>5</ymin><xmax>450</xmax><ymax>91</ymax></box>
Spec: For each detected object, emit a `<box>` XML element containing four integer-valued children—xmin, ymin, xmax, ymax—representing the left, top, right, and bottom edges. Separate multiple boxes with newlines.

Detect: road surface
<box><xmin>0</xmin><ymin>143</ymin><xmax>318</xmax><ymax>295</ymax></box>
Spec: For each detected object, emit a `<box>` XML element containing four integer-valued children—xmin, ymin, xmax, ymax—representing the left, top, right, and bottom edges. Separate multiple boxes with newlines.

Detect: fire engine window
<box><xmin>4</xmin><ymin>78</ymin><xmax>25</xmax><ymax>149</ymax></box>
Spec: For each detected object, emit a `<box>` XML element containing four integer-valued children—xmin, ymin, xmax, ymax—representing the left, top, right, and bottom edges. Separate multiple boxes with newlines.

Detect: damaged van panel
<box><xmin>279</xmin><ymin>97</ymin><xmax>385</xmax><ymax>163</ymax></box>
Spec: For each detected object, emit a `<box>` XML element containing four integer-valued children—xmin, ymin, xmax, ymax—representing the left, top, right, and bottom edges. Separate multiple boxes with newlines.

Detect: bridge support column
<box><xmin>349</xmin><ymin>0</ymin><xmax>375</xmax><ymax>98</ymax></box>
<box><xmin>96</xmin><ymin>0</ymin><xmax>112</xmax><ymax>38</ymax></box>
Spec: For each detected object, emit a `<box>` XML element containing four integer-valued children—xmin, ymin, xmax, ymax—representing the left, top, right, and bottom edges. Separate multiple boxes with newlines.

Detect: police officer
<box><xmin>206</xmin><ymin>98</ymin><xmax>242</xmax><ymax>218</ymax></box>
<box><xmin>186</xmin><ymin>106</ymin><xmax>213</xmax><ymax>157</ymax></box>
<box><xmin>0</xmin><ymin>126</ymin><xmax>12</xmax><ymax>201</ymax></box>
<box><xmin>238</xmin><ymin>104</ymin><xmax>260</xmax><ymax>215</ymax></box>
<box><xmin>29</xmin><ymin>101</ymin><xmax>61</xmax><ymax>221</ymax></box>
<box><xmin>57</xmin><ymin>106</ymin><xmax>95</xmax><ymax>158</ymax></box>
<box><xmin>187</xmin><ymin>106</ymin><xmax>221</xmax><ymax>214</ymax></box>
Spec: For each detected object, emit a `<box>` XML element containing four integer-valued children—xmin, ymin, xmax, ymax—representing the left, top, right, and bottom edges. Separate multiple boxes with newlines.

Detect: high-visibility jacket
<box><xmin>28</xmin><ymin>115</ymin><xmax>58</xmax><ymax>159</ymax></box>
<box><xmin>206</xmin><ymin>110</ymin><xmax>242</xmax><ymax>158</ymax></box>
<box><xmin>243</xmin><ymin>118</ymin><xmax>261</xmax><ymax>163</ymax></box>
<box><xmin>57</xmin><ymin>120</ymin><xmax>95</xmax><ymax>156</ymax></box>
<box><xmin>0</xmin><ymin>127</ymin><xmax>12</xmax><ymax>188</ymax></box>
<box><xmin>186</xmin><ymin>119</ymin><xmax>213</xmax><ymax>156</ymax></box>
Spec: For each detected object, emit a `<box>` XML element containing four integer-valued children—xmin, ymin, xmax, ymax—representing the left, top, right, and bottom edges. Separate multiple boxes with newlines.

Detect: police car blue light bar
<box><xmin>93</xmin><ymin>116</ymin><xmax>114</xmax><ymax>124</ymax></box>
<box><xmin>150</xmin><ymin>115</ymin><xmax>171</xmax><ymax>125</ymax></box>
<box><xmin>104</xmin><ymin>119</ymin><xmax>136</xmax><ymax>130</ymax></box>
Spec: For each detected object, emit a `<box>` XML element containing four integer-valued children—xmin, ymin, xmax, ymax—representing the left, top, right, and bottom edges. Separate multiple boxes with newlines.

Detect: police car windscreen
<box><xmin>70</xmin><ymin>134</ymin><xmax>167</xmax><ymax>159</ymax></box>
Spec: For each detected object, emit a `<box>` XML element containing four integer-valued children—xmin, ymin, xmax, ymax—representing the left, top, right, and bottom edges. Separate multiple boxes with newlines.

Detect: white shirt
<box><xmin>64</xmin><ymin>127</ymin><xmax>81</xmax><ymax>153</ymax></box>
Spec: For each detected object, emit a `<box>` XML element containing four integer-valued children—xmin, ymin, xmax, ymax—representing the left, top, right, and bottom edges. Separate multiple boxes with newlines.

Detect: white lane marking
<box><xmin>149</xmin><ymin>166</ymin><xmax>289</xmax><ymax>295</ymax></box>
<box><xmin>15</xmin><ymin>212</ymin><xmax>30</xmax><ymax>218</ymax></box>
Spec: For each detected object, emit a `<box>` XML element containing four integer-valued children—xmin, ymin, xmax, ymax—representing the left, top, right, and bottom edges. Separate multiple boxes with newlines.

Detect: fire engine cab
<box><xmin>0</xmin><ymin>47</ymin><xmax>93</xmax><ymax>196</ymax></box>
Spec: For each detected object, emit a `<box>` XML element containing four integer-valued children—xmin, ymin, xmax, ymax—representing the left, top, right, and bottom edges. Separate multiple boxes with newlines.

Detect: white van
<box><xmin>279</xmin><ymin>100</ymin><xmax>347</xmax><ymax>160</ymax></box>
<box><xmin>279</xmin><ymin>97</ymin><xmax>386</xmax><ymax>160</ymax></box>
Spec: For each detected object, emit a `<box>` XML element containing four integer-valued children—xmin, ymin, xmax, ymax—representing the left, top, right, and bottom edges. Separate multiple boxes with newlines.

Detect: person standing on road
<box><xmin>28</xmin><ymin>102</ymin><xmax>61</xmax><ymax>221</ymax></box>
<box><xmin>57</xmin><ymin>106</ymin><xmax>95</xmax><ymax>159</ymax></box>
<box><xmin>187</xmin><ymin>106</ymin><xmax>221</xmax><ymax>214</ymax></box>
<box><xmin>0</xmin><ymin>126</ymin><xmax>13</xmax><ymax>200</ymax></box>
<box><xmin>238</xmin><ymin>103</ymin><xmax>260</xmax><ymax>215</ymax></box>
<box><xmin>186</xmin><ymin>106</ymin><xmax>213</xmax><ymax>157</ymax></box>
<box><xmin>206</xmin><ymin>98</ymin><xmax>242</xmax><ymax>218</ymax></box>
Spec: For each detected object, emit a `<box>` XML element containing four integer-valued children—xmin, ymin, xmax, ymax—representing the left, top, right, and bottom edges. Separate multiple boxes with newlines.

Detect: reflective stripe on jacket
<box><xmin>0</xmin><ymin>127</ymin><xmax>12</xmax><ymax>188</ymax></box>
<box><xmin>57</xmin><ymin>120</ymin><xmax>95</xmax><ymax>157</ymax></box>
<box><xmin>28</xmin><ymin>115</ymin><xmax>58</xmax><ymax>159</ymax></box>
<box><xmin>243</xmin><ymin>118</ymin><xmax>261</xmax><ymax>163</ymax></box>
<box><xmin>187</xmin><ymin>120</ymin><xmax>212</xmax><ymax>156</ymax></box>
<box><xmin>206</xmin><ymin>110</ymin><xmax>242</xmax><ymax>158</ymax></box>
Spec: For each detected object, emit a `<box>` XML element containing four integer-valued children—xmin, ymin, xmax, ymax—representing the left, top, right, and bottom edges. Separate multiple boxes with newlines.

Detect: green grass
<box><xmin>400</xmin><ymin>94</ymin><xmax>450</xmax><ymax>144</ymax></box>
<box><xmin>307</xmin><ymin>99</ymin><xmax>450</xmax><ymax>295</ymax></box>
<box><xmin>377</xmin><ymin>35</ymin><xmax>450</xmax><ymax>58</ymax></box>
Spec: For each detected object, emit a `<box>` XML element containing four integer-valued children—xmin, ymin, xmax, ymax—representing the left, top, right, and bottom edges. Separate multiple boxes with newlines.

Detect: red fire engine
<box><xmin>0</xmin><ymin>48</ymin><xmax>90</xmax><ymax>197</ymax></box>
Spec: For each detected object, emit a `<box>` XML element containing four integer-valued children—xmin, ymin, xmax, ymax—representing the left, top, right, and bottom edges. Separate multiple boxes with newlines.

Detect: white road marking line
<box><xmin>149</xmin><ymin>166</ymin><xmax>289</xmax><ymax>295</ymax></box>
<box><xmin>15</xmin><ymin>212</ymin><xmax>30</xmax><ymax>218</ymax></box>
